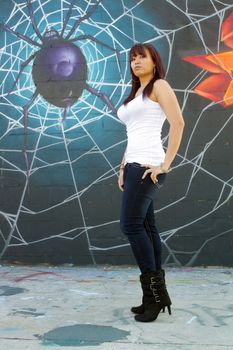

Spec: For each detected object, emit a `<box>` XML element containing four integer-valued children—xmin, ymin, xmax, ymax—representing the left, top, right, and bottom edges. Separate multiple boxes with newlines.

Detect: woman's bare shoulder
<box><xmin>153</xmin><ymin>79</ymin><xmax>171</xmax><ymax>89</ymax></box>
<box><xmin>153</xmin><ymin>79</ymin><xmax>174</xmax><ymax>99</ymax></box>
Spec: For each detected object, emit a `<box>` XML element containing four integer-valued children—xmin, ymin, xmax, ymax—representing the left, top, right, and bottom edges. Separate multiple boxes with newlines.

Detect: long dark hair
<box><xmin>123</xmin><ymin>43</ymin><xmax>165</xmax><ymax>105</ymax></box>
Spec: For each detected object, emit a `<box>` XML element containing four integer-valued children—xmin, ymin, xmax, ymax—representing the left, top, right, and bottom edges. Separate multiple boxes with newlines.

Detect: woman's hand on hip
<box><xmin>141</xmin><ymin>164</ymin><xmax>163</xmax><ymax>184</ymax></box>
<box><xmin>118</xmin><ymin>170</ymin><xmax>124</xmax><ymax>191</ymax></box>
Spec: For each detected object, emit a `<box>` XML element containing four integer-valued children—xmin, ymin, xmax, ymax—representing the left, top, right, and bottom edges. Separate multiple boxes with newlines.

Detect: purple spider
<box><xmin>0</xmin><ymin>0</ymin><xmax>119</xmax><ymax>171</ymax></box>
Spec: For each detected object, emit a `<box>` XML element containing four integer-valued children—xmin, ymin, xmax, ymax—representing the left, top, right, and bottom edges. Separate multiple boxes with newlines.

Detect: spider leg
<box><xmin>23</xmin><ymin>90</ymin><xmax>39</xmax><ymax>175</ymax></box>
<box><xmin>63</xmin><ymin>105</ymin><xmax>71</xmax><ymax>121</ymax></box>
<box><xmin>7</xmin><ymin>52</ymin><xmax>37</xmax><ymax>95</ymax></box>
<box><xmin>85</xmin><ymin>84</ymin><xmax>117</xmax><ymax>115</ymax></box>
<box><xmin>70</xmin><ymin>34</ymin><xmax>122</xmax><ymax>73</ymax></box>
<box><xmin>26</xmin><ymin>0</ymin><xmax>43</xmax><ymax>42</ymax></box>
<box><xmin>61</xmin><ymin>0</ymin><xmax>76</xmax><ymax>37</ymax></box>
<box><xmin>0</xmin><ymin>23</ymin><xmax>41</xmax><ymax>48</ymax></box>
<box><xmin>65</xmin><ymin>0</ymin><xmax>102</xmax><ymax>40</ymax></box>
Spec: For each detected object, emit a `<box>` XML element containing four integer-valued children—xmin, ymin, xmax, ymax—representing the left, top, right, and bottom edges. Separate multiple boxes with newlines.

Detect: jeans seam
<box><xmin>144</xmin><ymin>216</ymin><xmax>152</xmax><ymax>241</ymax></box>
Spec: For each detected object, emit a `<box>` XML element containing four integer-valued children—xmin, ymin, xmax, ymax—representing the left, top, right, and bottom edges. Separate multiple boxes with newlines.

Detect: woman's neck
<box><xmin>139</xmin><ymin>74</ymin><xmax>153</xmax><ymax>88</ymax></box>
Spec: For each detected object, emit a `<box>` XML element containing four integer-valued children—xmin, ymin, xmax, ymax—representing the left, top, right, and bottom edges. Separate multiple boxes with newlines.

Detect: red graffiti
<box><xmin>14</xmin><ymin>271</ymin><xmax>62</xmax><ymax>282</ymax></box>
<box><xmin>183</xmin><ymin>11</ymin><xmax>233</xmax><ymax>107</ymax></box>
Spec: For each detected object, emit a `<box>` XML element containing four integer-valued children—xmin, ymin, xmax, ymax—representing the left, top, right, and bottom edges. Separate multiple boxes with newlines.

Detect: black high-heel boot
<box><xmin>131</xmin><ymin>269</ymin><xmax>169</xmax><ymax>315</ymax></box>
<box><xmin>134</xmin><ymin>270</ymin><xmax>172</xmax><ymax>322</ymax></box>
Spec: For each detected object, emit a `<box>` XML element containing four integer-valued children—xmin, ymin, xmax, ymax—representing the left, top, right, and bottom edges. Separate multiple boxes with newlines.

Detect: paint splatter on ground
<box><xmin>10</xmin><ymin>308</ymin><xmax>45</xmax><ymax>317</ymax></box>
<box><xmin>0</xmin><ymin>285</ymin><xmax>27</xmax><ymax>296</ymax></box>
<box><xmin>37</xmin><ymin>324</ymin><xmax>130</xmax><ymax>347</ymax></box>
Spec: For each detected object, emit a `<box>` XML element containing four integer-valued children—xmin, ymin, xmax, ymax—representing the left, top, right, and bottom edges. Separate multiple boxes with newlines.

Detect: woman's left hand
<box><xmin>141</xmin><ymin>164</ymin><xmax>163</xmax><ymax>184</ymax></box>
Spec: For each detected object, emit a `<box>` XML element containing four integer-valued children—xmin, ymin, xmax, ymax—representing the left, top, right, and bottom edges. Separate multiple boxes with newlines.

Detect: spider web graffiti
<box><xmin>0</xmin><ymin>0</ymin><xmax>233</xmax><ymax>266</ymax></box>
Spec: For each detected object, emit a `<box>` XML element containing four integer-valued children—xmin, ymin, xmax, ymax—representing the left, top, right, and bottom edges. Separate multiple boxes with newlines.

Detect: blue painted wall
<box><xmin>0</xmin><ymin>0</ymin><xmax>232</xmax><ymax>266</ymax></box>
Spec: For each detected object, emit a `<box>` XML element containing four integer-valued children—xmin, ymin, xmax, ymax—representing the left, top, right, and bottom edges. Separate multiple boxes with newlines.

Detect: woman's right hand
<box><xmin>118</xmin><ymin>169</ymin><xmax>124</xmax><ymax>191</ymax></box>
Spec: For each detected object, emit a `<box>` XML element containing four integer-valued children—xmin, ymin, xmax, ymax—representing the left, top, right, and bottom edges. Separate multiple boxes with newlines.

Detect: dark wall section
<box><xmin>0</xmin><ymin>0</ymin><xmax>232</xmax><ymax>266</ymax></box>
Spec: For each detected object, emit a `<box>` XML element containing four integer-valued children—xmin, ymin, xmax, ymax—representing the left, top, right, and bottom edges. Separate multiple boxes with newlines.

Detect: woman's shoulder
<box><xmin>153</xmin><ymin>79</ymin><xmax>171</xmax><ymax>89</ymax></box>
<box><xmin>153</xmin><ymin>79</ymin><xmax>173</xmax><ymax>98</ymax></box>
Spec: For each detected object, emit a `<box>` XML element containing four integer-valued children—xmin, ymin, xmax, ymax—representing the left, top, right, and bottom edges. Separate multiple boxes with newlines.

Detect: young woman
<box><xmin>117</xmin><ymin>43</ymin><xmax>185</xmax><ymax>322</ymax></box>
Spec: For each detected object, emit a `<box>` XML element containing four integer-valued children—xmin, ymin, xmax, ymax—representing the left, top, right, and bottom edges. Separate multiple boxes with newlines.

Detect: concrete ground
<box><xmin>0</xmin><ymin>264</ymin><xmax>233</xmax><ymax>350</ymax></box>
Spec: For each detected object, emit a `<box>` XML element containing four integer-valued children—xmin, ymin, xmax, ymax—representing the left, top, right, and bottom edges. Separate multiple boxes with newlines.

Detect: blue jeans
<box><xmin>120</xmin><ymin>162</ymin><xmax>166</xmax><ymax>274</ymax></box>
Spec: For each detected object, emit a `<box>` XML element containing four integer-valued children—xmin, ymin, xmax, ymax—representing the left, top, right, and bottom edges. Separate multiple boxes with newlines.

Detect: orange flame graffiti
<box><xmin>182</xmin><ymin>11</ymin><xmax>233</xmax><ymax>107</ymax></box>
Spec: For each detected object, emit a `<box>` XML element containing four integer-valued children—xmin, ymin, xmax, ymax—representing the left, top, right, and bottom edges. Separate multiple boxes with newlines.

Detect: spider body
<box><xmin>32</xmin><ymin>29</ymin><xmax>87</xmax><ymax>108</ymax></box>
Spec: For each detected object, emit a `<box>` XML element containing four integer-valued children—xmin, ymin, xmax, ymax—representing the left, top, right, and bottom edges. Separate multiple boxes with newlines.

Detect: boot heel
<box><xmin>167</xmin><ymin>305</ymin><xmax>171</xmax><ymax>315</ymax></box>
<box><xmin>161</xmin><ymin>305</ymin><xmax>171</xmax><ymax>314</ymax></box>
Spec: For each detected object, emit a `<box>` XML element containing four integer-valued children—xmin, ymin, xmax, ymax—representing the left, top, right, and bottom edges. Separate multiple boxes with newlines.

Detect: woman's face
<box><xmin>130</xmin><ymin>48</ymin><xmax>155</xmax><ymax>78</ymax></box>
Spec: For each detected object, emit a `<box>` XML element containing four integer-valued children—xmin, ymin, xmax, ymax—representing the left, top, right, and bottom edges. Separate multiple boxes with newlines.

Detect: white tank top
<box><xmin>117</xmin><ymin>94</ymin><xmax>166</xmax><ymax>166</ymax></box>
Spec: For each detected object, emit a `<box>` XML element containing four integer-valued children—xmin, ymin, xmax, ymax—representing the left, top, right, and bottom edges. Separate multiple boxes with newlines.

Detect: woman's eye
<box><xmin>131</xmin><ymin>54</ymin><xmax>145</xmax><ymax>61</ymax></box>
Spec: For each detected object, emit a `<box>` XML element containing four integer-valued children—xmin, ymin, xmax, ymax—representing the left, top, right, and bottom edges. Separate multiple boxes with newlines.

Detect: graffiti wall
<box><xmin>0</xmin><ymin>0</ymin><xmax>232</xmax><ymax>266</ymax></box>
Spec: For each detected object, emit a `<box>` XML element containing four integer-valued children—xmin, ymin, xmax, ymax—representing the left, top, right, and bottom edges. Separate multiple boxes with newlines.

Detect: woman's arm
<box><xmin>120</xmin><ymin>153</ymin><xmax>125</xmax><ymax>169</ymax></box>
<box><xmin>154</xmin><ymin>79</ymin><xmax>185</xmax><ymax>171</ymax></box>
<box><xmin>118</xmin><ymin>147</ymin><xmax>127</xmax><ymax>191</ymax></box>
